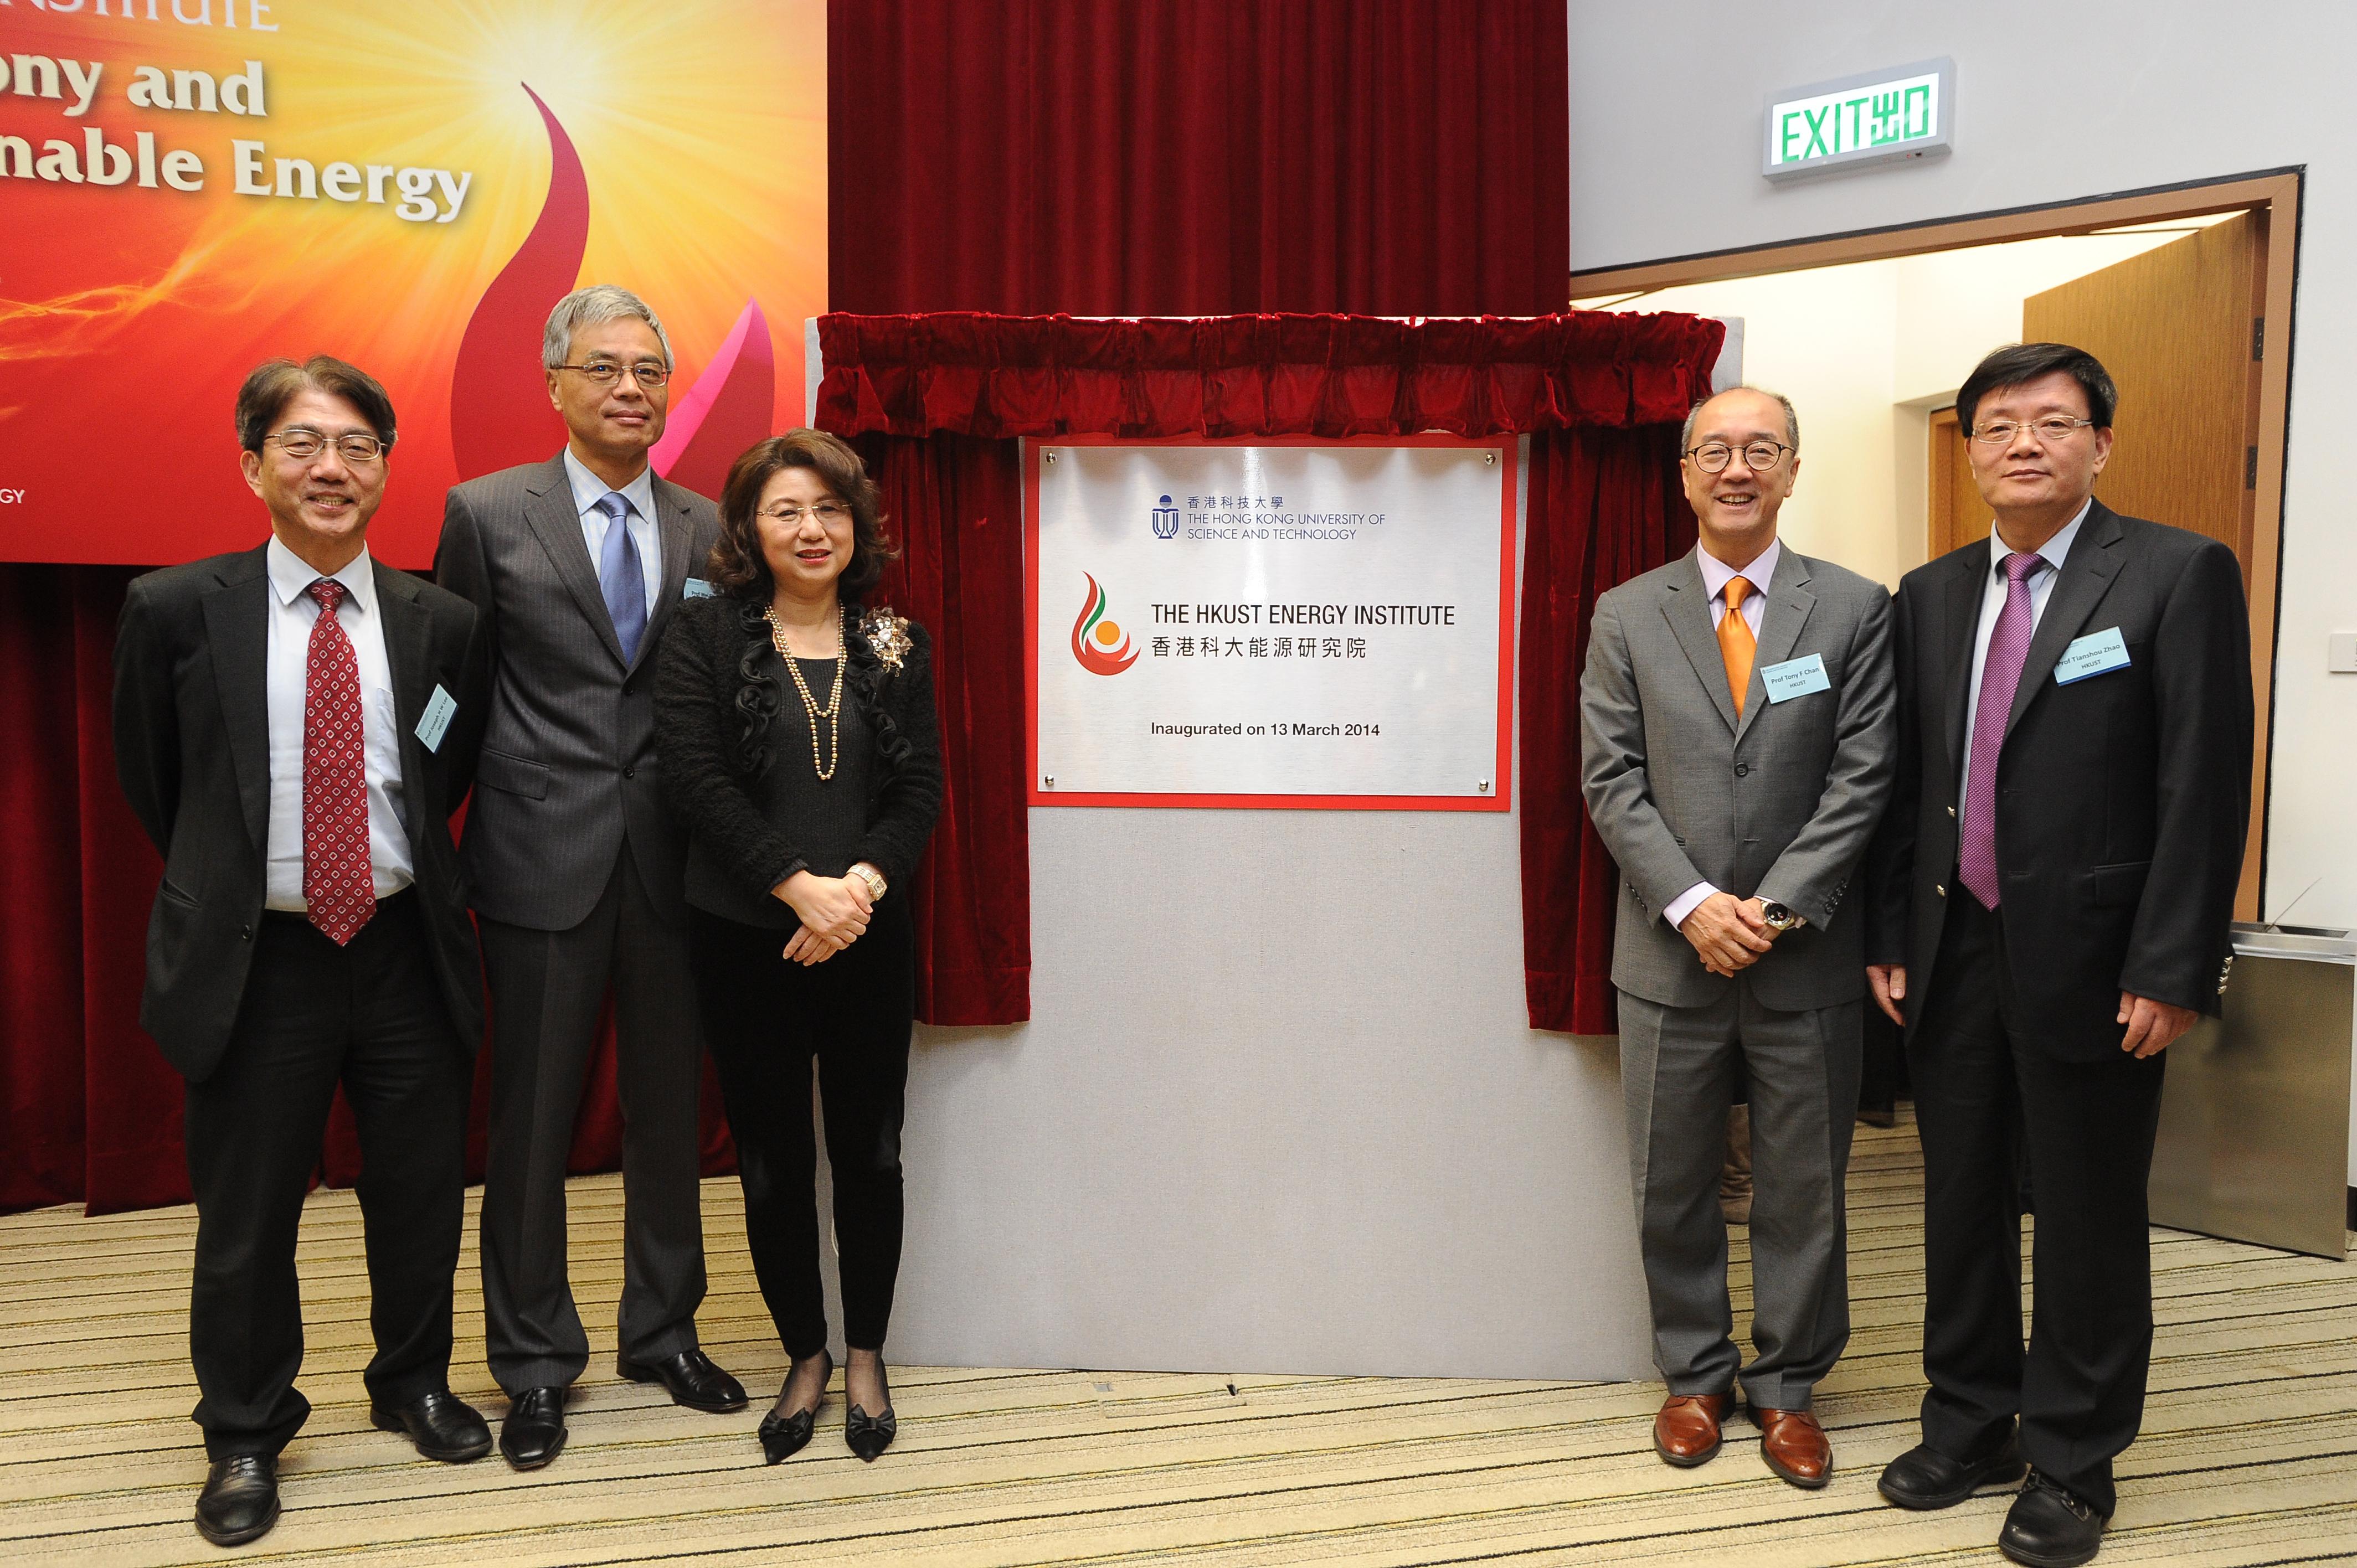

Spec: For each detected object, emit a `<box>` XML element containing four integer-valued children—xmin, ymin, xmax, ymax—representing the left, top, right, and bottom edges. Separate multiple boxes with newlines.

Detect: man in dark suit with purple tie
<box><xmin>1866</xmin><ymin>343</ymin><xmax>2253</xmax><ymax>1567</ymax></box>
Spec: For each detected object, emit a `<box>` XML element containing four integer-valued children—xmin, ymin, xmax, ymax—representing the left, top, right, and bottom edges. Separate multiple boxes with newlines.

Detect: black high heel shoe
<box><xmin>758</xmin><ymin>1351</ymin><xmax>831</xmax><ymax>1464</ymax></box>
<box><xmin>845</xmin><ymin>1359</ymin><xmax>896</xmax><ymax>1462</ymax></box>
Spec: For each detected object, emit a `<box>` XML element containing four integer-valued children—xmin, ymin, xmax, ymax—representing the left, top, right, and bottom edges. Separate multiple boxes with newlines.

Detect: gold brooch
<box><xmin>861</xmin><ymin>607</ymin><xmax>913</xmax><ymax>672</ymax></box>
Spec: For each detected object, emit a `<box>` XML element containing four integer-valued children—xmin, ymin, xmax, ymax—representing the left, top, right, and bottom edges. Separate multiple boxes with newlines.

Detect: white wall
<box><xmin>1596</xmin><ymin>263</ymin><xmax>1905</xmax><ymax>586</ymax></box>
<box><xmin>1568</xmin><ymin>1</ymin><xmax>2348</xmax><ymax>925</ymax></box>
<box><xmin>1582</xmin><ymin>231</ymin><xmax>2192</xmax><ymax>589</ymax></box>
<box><xmin>1886</xmin><ymin>230</ymin><xmax>2221</xmax><ymax>404</ymax></box>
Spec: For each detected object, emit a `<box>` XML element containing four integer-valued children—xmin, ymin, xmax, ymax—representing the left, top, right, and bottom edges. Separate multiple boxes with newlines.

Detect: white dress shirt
<box><xmin>263</xmin><ymin>537</ymin><xmax>413</xmax><ymax>911</ymax></box>
<box><xmin>563</xmin><ymin>447</ymin><xmax>661</xmax><ymax>620</ymax></box>
<box><xmin>1663</xmin><ymin>540</ymin><xmax>1782</xmax><ymax>931</ymax></box>
<box><xmin>1958</xmin><ymin>499</ymin><xmax>2091</xmax><ymax>803</ymax></box>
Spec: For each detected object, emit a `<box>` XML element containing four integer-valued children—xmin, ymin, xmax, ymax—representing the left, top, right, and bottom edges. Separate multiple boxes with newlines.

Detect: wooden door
<box><xmin>2023</xmin><ymin>209</ymin><xmax>2268</xmax><ymax>918</ymax></box>
<box><xmin>2022</xmin><ymin>212</ymin><xmax>2265</xmax><ymax>572</ymax></box>
<box><xmin>1926</xmin><ymin>405</ymin><xmax>1987</xmax><ymax>559</ymax></box>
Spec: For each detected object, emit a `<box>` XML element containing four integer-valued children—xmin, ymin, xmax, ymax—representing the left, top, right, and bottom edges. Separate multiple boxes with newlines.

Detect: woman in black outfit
<box><xmin>655</xmin><ymin>430</ymin><xmax>941</xmax><ymax>1463</ymax></box>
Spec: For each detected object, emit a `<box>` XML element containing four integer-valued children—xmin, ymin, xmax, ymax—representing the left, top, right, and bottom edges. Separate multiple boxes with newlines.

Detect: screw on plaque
<box><xmin>1043</xmin><ymin>450</ymin><xmax>1057</xmax><ymax>464</ymax></box>
<box><xmin>1484</xmin><ymin>451</ymin><xmax>1496</xmax><ymax>465</ymax></box>
<box><xmin>1478</xmin><ymin>779</ymin><xmax>1491</xmax><ymax>792</ymax></box>
<box><xmin>1044</xmin><ymin>775</ymin><xmax>1056</xmax><ymax>787</ymax></box>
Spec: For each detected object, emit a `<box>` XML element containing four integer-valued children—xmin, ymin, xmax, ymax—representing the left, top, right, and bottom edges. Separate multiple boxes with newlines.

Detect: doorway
<box><xmin>1570</xmin><ymin>170</ymin><xmax>2301</xmax><ymax>920</ymax></box>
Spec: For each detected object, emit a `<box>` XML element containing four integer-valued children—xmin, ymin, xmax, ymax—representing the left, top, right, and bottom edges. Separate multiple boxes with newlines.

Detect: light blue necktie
<box><xmin>594</xmin><ymin>492</ymin><xmax>646</xmax><ymax>664</ymax></box>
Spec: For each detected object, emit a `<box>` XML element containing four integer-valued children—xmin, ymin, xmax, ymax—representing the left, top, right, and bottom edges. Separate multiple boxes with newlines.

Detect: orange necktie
<box><xmin>1718</xmin><ymin>576</ymin><xmax>1757</xmax><ymax>718</ymax></box>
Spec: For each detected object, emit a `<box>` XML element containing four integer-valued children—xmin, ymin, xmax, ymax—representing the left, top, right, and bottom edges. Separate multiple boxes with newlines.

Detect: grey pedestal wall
<box><xmin>825</xmin><ymin>443</ymin><xmax>1656</xmax><ymax>1381</ymax></box>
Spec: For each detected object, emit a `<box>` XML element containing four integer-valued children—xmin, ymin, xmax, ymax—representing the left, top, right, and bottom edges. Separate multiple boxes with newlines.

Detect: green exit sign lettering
<box><xmin>1764</xmin><ymin>59</ymin><xmax>1954</xmax><ymax>183</ymax></box>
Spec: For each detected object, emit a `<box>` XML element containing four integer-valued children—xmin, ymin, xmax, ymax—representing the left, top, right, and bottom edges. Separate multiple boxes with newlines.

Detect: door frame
<box><xmin>1570</xmin><ymin>168</ymin><xmax>2303</xmax><ymax>923</ymax></box>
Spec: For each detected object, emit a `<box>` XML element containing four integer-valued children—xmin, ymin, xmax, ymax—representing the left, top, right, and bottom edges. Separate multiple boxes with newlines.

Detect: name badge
<box><xmin>414</xmin><ymin>684</ymin><xmax>457</xmax><ymax>753</ymax></box>
<box><xmin>1760</xmin><ymin>653</ymin><xmax>1831</xmax><ymax>703</ymax></box>
<box><xmin>2055</xmin><ymin>626</ymin><xmax>2131</xmax><ymax>685</ymax></box>
<box><xmin>683</xmin><ymin>576</ymin><xmax>717</xmax><ymax>600</ymax></box>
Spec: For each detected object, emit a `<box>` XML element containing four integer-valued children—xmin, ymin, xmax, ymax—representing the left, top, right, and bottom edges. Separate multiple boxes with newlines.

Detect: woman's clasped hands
<box><xmin>773</xmin><ymin>869</ymin><xmax>872</xmax><ymax>966</ymax></box>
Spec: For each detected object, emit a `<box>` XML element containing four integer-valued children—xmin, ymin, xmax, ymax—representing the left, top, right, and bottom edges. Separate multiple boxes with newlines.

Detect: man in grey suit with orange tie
<box><xmin>1581</xmin><ymin>386</ymin><xmax>1895</xmax><ymax>1491</ymax></box>
<box><xmin>435</xmin><ymin>285</ymin><xmax>739</xmax><ymax>1469</ymax></box>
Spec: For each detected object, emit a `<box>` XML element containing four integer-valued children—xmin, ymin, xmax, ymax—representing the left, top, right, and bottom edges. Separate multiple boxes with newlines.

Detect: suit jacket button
<box><xmin>240</xmin><ymin>924</ymin><xmax>253</xmax><ymax>941</ymax></box>
<box><xmin>1947</xmin><ymin>806</ymin><xmax>1957</xmax><ymax>818</ymax></box>
<box><xmin>623</xmin><ymin>765</ymin><xmax>636</xmax><ymax>780</ymax></box>
<box><xmin>1735</xmin><ymin>763</ymin><xmax>1750</xmax><ymax>777</ymax></box>
<box><xmin>1935</xmin><ymin>883</ymin><xmax>1946</xmax><ymax>898</ymax></box>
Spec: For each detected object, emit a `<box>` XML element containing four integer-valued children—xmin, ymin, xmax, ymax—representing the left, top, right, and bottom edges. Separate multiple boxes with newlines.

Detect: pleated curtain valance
<box><xmin>814</xmin><ymin>311</ymin><xmax>1727</xmax><ymax>441</ymax></box>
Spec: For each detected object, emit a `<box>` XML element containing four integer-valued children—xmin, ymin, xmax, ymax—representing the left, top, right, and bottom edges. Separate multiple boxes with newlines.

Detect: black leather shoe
<box><xmin>195</xmin><ymin>1454</ymin><xmax>279</xmax><ymax>1547</ymax></box>
<box><xmin>845</xmin><ymin>1361</ymin><xmax>897</xmax><ymax>1462</ymax></box>
<box><xmin>1999</xmin><ymin>1470</ymin><xmax>2107</xmax><ymax>1567</ymax></box>
<box><xmin>501</xmin><ymin>1387</ymin><xmax>569</xmax><ymax>1471</ymax></box>
<box><xmin>369</xmin><ymin>1389</ymin><xmax>492</xmax><ymax>1462</ymax></box>
<box><xmin>1879</xmin><ymin>1435</ymin><xmax>2027</xmax><ymax>1509</ymax></box>
<box><xmin>618</xmin><ymin>1349</ymin><xmax>747</xmax><ymax>1413</ymax></box>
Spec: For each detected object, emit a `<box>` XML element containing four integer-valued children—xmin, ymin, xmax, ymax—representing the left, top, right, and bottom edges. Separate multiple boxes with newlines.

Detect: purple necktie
<box><xmin>1958</xmin><ymin>550</ymin><xmax>2045</xmax><ymax>908</ymax></box>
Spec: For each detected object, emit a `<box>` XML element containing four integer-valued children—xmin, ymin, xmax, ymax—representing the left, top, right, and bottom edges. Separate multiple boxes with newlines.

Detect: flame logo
<box><xmin>1071</xmin><ymin>573</ymin><xmax>1140</xmax><ymax>675</ymax></box>
<box><xmin>450</xmin><ymin>87</ymin><xmax>773</xmax><ymax>496</ymax></box>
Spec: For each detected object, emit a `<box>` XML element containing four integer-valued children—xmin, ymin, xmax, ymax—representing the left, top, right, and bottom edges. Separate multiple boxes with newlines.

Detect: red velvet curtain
<box><xmin>856</xmin><ymin>434</ymin><xmax>1034</xmax><ymax>1024</ymax></box>
<box><xmin>828</xmin><ymin>0</ymin><xmax>1571</xmax><ymax>318</ymax></box>
<box><xmin>1519</xmin><ymin>426</ymin><xmax>1702</xmax><ymax>1033</ymax></box>
<box><xmin>4</xmin><ymin>0</ymin><xmax>1623</xmax><ymax>1213</ymax></box>
<box><xmin>0</xmin><ymin>562</ymin><xmax>732</xmax><ymax>1215</ymax></box>
<box><xmin>811</xmin><ymin>309</ymin><xmax>1725</xmax><ymax>1041</ymax></box>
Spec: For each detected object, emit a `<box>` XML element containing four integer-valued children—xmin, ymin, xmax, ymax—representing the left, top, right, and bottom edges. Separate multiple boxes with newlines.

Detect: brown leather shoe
<box><xmin>1653</xmin><ymin>1391</ymin><xmax>1736</xmax><ymax>1467</ymax></box>
<box><xmin>1757</xmin><ymin>1407</ymin><xmax>1832</xmax><ymax>1489</ymax></box>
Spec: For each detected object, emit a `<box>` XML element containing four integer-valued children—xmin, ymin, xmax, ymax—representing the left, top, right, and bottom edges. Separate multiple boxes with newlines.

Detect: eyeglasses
<box><xmin>553</xmin><ymin>360</ymin><xmax>672</xmax><ymax>388</ymax></box>
<box><xmin>1685</xmin><ymin>440</ymin><xmax>1792</xmax><ymax>474</ymax></box>
<box><xmin>267</xmin><ymin>427</ymin><xmax>386</xmax><ymax>463</ymax></box>
<box><xmin>1972</xmin><ymin>416</ymin><xmax>2093</xmax><ymax>446</ymax></box>
<box><xmin>758</xmin><ymin>502</ymin><xmax>852</xmax><ymax>527</ymax></box>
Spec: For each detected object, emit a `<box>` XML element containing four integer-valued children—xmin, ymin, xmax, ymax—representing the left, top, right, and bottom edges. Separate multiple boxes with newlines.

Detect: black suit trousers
<box><xmin>183</xmin><ymin>893</ymin><xmax>471</xmax><ymax>1459</ymax></box>
<box><xmin>1907</xmin><ymin>893</ymin><xmax>2166</xmax><ymax>1517</ymax></box>
<box><xmin>689</xmin><ymin>901</ymin><xmax>914</xmax><ymax>1357</ymax></box>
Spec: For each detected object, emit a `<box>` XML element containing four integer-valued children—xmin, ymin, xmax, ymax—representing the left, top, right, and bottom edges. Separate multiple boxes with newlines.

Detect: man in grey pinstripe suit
<box><xmin>434</xmin><ymin>286</ymin><xmax>739</xmax><ymax>1469</ymax></box>
<box><xmin>1580</xmin><ymin>387</ymin><xmax>1896</xmax><ymax>1490</ymax></box>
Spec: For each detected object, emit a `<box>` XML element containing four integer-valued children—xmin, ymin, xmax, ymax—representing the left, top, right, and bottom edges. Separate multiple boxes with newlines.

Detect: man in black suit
<box><xmin>113</xmin><ymin>357</ymin><xmax>492</xmax><ymax>1548</ymax></box>
<box><xmin>434</xmin><ymin>285</ymin><xmax>738</xmax><ymax>1468</ymax></box>
<box><xmin>1866</xmin><ymin>343</ymin><xmax>2252</xmax><ymax>1567</ymax></box>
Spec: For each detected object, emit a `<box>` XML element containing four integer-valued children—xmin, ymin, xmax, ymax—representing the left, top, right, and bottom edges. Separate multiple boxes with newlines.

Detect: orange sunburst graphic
<box><xmin>1071</xmin><ymin>573</ymin><xmax>1140</xmax><ymax>675</ymax></box>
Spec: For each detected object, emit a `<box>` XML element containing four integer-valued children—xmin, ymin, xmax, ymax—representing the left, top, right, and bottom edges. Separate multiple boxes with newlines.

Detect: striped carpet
<box><xmin>4</xmin><ymin>1114</ymin><xmax>2353</xmax><ymax>1565</ymax></box>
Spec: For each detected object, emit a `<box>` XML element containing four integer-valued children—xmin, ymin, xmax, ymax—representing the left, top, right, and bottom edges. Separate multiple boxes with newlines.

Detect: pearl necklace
<box><xmin>763</xmin><ymin>604</ymin><xmax>845</xmax><ymax>782</ymax></box>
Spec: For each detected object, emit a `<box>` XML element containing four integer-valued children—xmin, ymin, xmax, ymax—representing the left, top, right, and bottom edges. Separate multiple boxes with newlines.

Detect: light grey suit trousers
<box><xmin>1580</xmin><ymin>545</ymin><xmax>1896</xmax><ymax>1410</ymax></box>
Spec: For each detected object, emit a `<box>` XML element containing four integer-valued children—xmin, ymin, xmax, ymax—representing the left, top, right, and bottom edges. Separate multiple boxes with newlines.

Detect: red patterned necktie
<box><xmin>303</xmin><ymin>579</ymin><xmax>376</xmax><ymax>944</ymax></box>
<box><xmin>1957</xmin><ymin>551</ymin><xmax>2045</xmax><ymax>909</ymax></box>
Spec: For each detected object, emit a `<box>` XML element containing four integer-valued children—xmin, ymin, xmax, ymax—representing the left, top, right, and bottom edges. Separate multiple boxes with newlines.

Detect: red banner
<box><xmin>0</xmin><ymin>0</ymin><xmax>826</xmax><ymax>565</ymax></box>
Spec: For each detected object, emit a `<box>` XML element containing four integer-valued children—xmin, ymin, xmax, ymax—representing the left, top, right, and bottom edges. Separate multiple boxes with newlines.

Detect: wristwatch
<box><xmin>1759</xmin><ymin>901</ymin><xmax>1803</xmax><ymax>932</ymax></box>
<box><xmin>850</xmin><ymin>863</ymin><xmax>888</xmax><ymax>901</ymax></box>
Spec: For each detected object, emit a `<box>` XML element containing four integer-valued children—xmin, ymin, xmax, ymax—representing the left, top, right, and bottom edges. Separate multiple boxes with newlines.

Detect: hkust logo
<box><xmin>1070</xmin><ymin>573</ymin><xmax>1140</xmax><ymax>675</ymax></box>
<box><xmin>1151</xmin><ymin>493</ymin><xmax>1180</xmax><ymax>539</ymax></box>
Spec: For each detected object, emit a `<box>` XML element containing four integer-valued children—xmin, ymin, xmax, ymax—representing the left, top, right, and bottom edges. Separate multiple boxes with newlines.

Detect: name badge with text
<box><xmin>683</xmin><ymin>577</ymin><xmax>718</xmax><ymax>600</ymax></box>
<box><xmin>1761</xmin><ymin>653</ymin><xmax>1831</xmax><ymax>703</ymax></box>
<box><xmin>2055</xmin><ymin>627</ymin><xmax>2131</xmax><ymax>685</ymax></box>
<box><xmin>415</xmin><ymin>684</ymin><xmax>458</xmax><ymax>752</ymax></box>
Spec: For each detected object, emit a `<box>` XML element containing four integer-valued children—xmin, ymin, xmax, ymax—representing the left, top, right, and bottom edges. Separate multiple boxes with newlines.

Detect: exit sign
<box><xmin>1764</xmin><ymin>59</ymin><xmax>1954</xmax><ymax>182</ymax></box>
